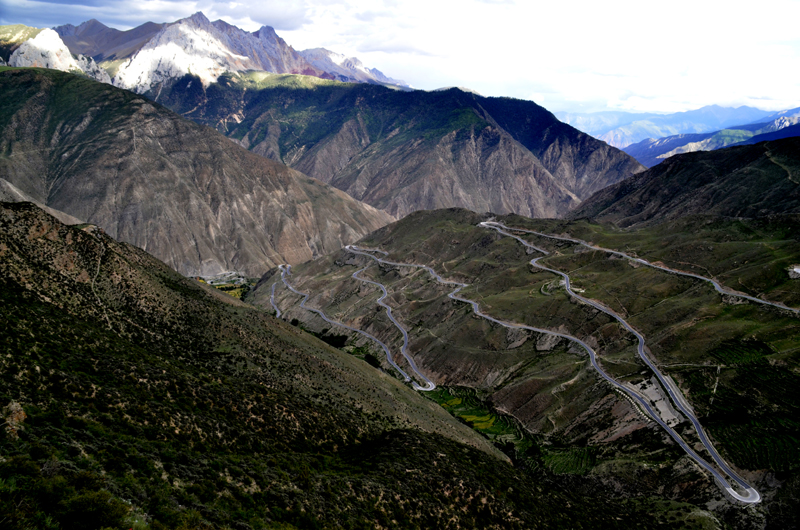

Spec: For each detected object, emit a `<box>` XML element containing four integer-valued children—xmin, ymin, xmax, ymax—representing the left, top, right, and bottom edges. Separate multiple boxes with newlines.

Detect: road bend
<box><xmin>481</xmin><ymin>221</ymin><xmax>799</xmax><ymax>315</ymax></box>
<box><xmin>476</xmin><ymin>222</ymin><xmax>760</xmax><ymax>503</ymax></box>
<box><xmin>277</xmin><ymin>264</ymin><xmax>436</xmax><ymax>391</ymax></box>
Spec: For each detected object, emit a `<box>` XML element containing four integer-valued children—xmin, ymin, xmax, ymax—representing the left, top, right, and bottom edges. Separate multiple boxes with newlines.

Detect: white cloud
<box><xmin>2</xmin><ymin>0</ymin><xmax>800</xmax><ymax>113</ymax></box>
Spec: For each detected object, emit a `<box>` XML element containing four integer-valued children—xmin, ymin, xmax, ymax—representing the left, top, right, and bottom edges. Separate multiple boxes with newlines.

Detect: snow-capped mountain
<box><xmin>299</xmin><ymin>48</ymin><xmax>408</xmax><ymax>87</ymax></box>
<box><xmin>112</xmin><ymin>12</ymin><xmax>329</xmax><ymax>94</ymax></box>
<box><xmin>8</xmin><ymin>28</ymin><xmax>111</xmax><ymax>84</ymax></box>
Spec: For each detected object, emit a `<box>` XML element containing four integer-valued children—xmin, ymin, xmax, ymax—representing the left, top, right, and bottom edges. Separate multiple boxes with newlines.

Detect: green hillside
<box><xmin>1</xmin><ymin>201</ymin><xmax>679</xmax><ymax>529</ymax></box>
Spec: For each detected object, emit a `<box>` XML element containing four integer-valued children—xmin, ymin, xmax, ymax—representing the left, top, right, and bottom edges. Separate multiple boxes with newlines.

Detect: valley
<box><xmin>256</xmin><ymin>208</ymin><xmax>800</xmax><ymax>526</ymax></box>
<box><xmin>1</xmin><ymin>9</ymin><xmax>800</xmax><ymax>529</ymax></box>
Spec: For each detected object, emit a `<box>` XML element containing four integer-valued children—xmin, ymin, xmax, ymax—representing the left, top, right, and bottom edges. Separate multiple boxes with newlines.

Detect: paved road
<box><xmin>478</xmin><ymin>221</ymin><xmax>760</xmax><ymax>503</ymax></box>
<box><xmin>269</xmin><ymin>282</ymin><xmax>281</xmax><ymax>318</ymax></box>
<box><xmin>481</xmin><ymin>221</ymin><xmax>798</xmax><ymax>315</ymax></box>
<box><xmin>276</xmin><ymin>264</ymin><xmax>437</xmax><ymax>390</ymax></box>
<box><xmin>275</xmin><ymin>230</ymin><xmax>761</xmax><ymax>503</ymax></box>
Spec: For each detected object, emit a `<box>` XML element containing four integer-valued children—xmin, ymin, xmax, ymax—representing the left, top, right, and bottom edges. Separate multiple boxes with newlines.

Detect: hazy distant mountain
<box><xmin>0</xmin><ymin>68</ymin><xmax>392</xmax><ymax>276</ymax></box>
<box><xmin>561</xmin><ymin>105</ymin><xmax>774</xmax><ymax>148</ymax></box>
<box><xmin>623</xmin><ymin>117</ymin><xmax>800</xmax><ymax>167</ymax></box>
<box><xmin>299</xmin><ymin>48</ymin><xmax>409</xmax><ymax>87</ymax></box>
<box><xmin>555</xmin><ymin>110</ymin><xmax>662</xmax><ymax>137</ymax></box>
<box><xmin>157</xmin><ymin>75</ymin><xmax>644</xmax><ymax>219</ymax></box>
<box><xmin>571</xmin><ymin>137</ymin><xmax>800</xmax><ymax>226</ymax></box>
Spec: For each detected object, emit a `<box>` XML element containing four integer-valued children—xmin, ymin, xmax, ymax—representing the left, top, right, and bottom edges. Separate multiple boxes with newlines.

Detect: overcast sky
<box><xmin>3</xmin><ymin>0</ymin><xmax>800</xmax><ymax>114</ymax></box>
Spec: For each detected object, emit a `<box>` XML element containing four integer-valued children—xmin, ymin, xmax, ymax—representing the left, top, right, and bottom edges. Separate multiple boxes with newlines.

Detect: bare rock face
<box><xmin>113</xmin><ymin>13</ymin><xmax>327</xmax><ymax>94</ymax></box>
<box><xmin>0</xmin><ymin>68</ymin><xmax>393</xmax><ymax>277</ymax></box>
<box><xmin>184</xmin><ymin>83</ymin><xmax>643</xmax><ymax>220</ymax></box>
<box><xmin>9</xmin><ymin>28</ymin><xmax>111</xmax><ymax>84</ymax></box>
<box><xmin>299</xmin><ymin>48</ymin><xmax>409</xmax><ymax>86</ymax></box>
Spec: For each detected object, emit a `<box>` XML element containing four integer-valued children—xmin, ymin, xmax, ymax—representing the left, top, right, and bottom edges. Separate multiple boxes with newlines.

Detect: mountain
<box><xmin>570</xmin><ymin>136</ymin><xmax>800</xmax><ymax>226</ymax></box>
<box><xmin>255</xmin><ymin>206</ymin><xmax>800</xmax><ymax>528</ymax></box>
<box><xmin>110</xmin><ymin>13</ymin><xmax>328</xmax><ymax>95</ymax></box>
<box><xmin>49</xmin><ymin>13</ymin><xmax>408</xmax><ymax>94</ymax></box>
<box><xmin>0</xmin><ymin>67</ymin><xmax>392</xmax><ymax>277</ymax></box>
<box><xmin>55</xmin><ymin>18</ymin><xmax>165</xmax><ymax>70</ymax></box>
<box><xmin>623</xmin><ymin>117</ymin><xmax>800</xmax><ymax>168</ymax></box>
<box><xmin>555</xmin><ymin>110</ymin><xmax>663</xmax><ymax>137</ymax></box>
<box><xmin>561</xmin><ymin>105</ymin><xmax>774</xmax><ymax>148</ymax></box>
<box><xmin>730</xmin><ymin>122</ymin><xmax>800</xmax><ymax>147</ymax></box>
<box><xmin>156</xmin><ymin>74</ymin><xmax>644</xmax><ymax>219</ymax></box>
<box><xmin>1</xmin><ymin>200</ymin><xmax>662</xmax><ymax>529</ymax></box>
<box><xmin>299</xmin><ymin>47</ymin><xmax>409</xmax><ymax>87</ymax></box>
<box><xmin>0</xmin><ymin>24</ymin><xmax>43</xmax><ymax>61</ymax></box>
<box><xmin>1</xmin><ymin>26</ymin><xmax>110</xmax><ymax>83</ymax></box>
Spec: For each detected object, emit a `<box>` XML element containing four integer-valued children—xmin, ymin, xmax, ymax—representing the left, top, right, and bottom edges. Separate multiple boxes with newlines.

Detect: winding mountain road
<box><xmin>272</xmin><ymin>221</ymin><xmax>763</xmax><ymax>503</ymax></box>
<box><xmin>481</xmin><ymin>221</ymin><xmax>799</xmax><ymax>315</ymax></box>
<box><xmin>477</xmin><ymin>221</ymin><xmax>761</xmax><ymax>503</ymax></box>
<box><xmin>277</xmin><ymin>264</ymin><xmax>434</xmax><ymax>391</ymax></box>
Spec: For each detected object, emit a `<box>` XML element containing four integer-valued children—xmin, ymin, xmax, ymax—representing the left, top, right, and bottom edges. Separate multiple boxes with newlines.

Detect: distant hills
<box><xmin>0</xmin><ymin>67</ymin><xmax>392</xmax><ymax>276</ymax></box>
<box><xmin>623</xmin><ymin>115</ymin><xmax>800</xmax><ymax>168</ymax></box>
<box><xmin>558</xmin><ymin>105</ymin><xmax>776</xmax><ymax>148</ymax></box>
<box><xmin>570</xmin><ymin>136</ymin><xmax>800</xmax><ymax>226</ymax></box>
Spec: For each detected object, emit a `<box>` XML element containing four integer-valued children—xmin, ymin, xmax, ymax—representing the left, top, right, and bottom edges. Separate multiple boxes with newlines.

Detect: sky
<box><xmin>3</xmin><ymin>0</ymin><xmax>800</xmax><ymax>114</ymax></box>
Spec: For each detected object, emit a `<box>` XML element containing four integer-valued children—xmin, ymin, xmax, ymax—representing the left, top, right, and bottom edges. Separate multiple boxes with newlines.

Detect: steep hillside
<box><xmin>0</xmin><ymin>201</ymin><xmax>673</xmax><ymax>529</ymax></box>
<box><xmin>571</xmin><ymin>137</ymin><xmax>800</xmax><ymax>227</ymax></box>
<box><xmin>0</xmin><ymin>67</ymin><xmax>392</xmax><ymax>276</ymax></box>
<box><xmin>255</xmin><ymin>207</ymin><xmax>800</xmax><ymax>528</ymax></box>
<box><xmin>157</xmin><ymin>73</ymin><xmax>644</xmax><ymax>218</ymax></box>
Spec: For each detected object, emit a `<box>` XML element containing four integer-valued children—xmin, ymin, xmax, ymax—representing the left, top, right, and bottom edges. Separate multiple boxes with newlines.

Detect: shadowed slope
<box><xmin>0</xmin><ymin>67</ymin><xmax>392</xmax><ymax>276</ymax></box>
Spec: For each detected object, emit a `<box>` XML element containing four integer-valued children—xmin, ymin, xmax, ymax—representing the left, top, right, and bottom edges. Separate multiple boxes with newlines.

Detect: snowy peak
<box><xmin>299</xmin><ymin>47</ymin><xmax>408</xmax><ymax>87</ymax></box>
<box><xmin>8</xmin><ymin>28</ymin><xmax>111</xmax><ymax>84</ymax></box>
<box><xmin>112</xmin><ymin>12</ymin><xmax>327</xmax><ymax>94</ymax></box>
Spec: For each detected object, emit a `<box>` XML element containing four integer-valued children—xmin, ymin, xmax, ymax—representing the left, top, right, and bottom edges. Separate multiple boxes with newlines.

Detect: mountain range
<box><xmin>623</xmin><ymin>116</ymin><xmax>800</xmax><ymax>167</ymax></box>
<box><xmin>53</xmin><ymin>13</ymin><xmax>408</xmax><ymax>94</ymax></box>
<box><xmin>155</xmin><ymin>73</ymin><xmax>644</xmax><ymax>219</ymax></box>
<box><xmin>558</xmin><ymin>105</ymin><xmax>777</xmax><ymax>148</ymax></box>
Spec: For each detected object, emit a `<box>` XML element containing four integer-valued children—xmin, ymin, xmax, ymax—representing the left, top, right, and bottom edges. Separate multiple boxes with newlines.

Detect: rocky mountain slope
<box><xmin>570</xmin><ymin>137</ymin><xmax>800</xmax><ymax>226</ymax></box>
<box><xmin>0</xmin><ymin>67</ymin><xmax>392</xmax><ymax>276</ymax></box>
<box><xmin>47</xmin><ymin>13</ymin><xmax>405</xmax><ymax>94</ymax></box>
<box><xmin>1</xmin><ymin>26</ymin><xmax>110</xmax><ymax>83</ymax></box>
<box><xmin>623</xmin><ymin>117</ymin><xmax>800</xmax><ymax>168</ymax></box>
<box><xmin>158</xmin><ymin>74</ymin><xmax>644</xmax><ymax>218</ymax></box>
<box><xmin>1</xmin><ymin>200</ymin><xmax>669</xmax><ymax>529</ymax></box>
<box><xmin>299</xmin><ymin>47</ymin><xmax>408</xmax><ymax>86</ymax></box>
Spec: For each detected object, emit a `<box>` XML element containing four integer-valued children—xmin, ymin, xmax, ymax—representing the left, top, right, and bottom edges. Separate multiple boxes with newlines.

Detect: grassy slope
<box><xmin>257</xmin><ymin>208</ymin><xmax>800</xmax><ymax>528</ymax></box>
<box><xmin>0</xmin><ymin>25</ymin><xmax>44</xmax><ymax>61</ymax></box>
<box><xmin>1</xmin><ymin>202</ymin><xmax>674</xmax><ymax>530</ymax></box>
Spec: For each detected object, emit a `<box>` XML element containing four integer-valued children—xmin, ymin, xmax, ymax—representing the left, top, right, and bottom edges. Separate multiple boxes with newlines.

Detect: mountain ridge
<box><xmin>0</xmin><ymin>67</ymin><xmax>392</xmax><ymax>277</ymax></box>
<box><xmin>570</xmin><ymin>137</ymin><xmax>800</xmax><ymax>226</ymax></box>
<box><xmin>157</xmin><ymin>73</ymin><xmax>644</xmax><ymax>219</ymax></box>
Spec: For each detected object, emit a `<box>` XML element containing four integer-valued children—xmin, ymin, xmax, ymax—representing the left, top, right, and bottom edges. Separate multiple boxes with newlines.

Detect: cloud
<box><xmin>0</xmin><ymin>0</ymin><xmax>310</xmax><ymax>30</ymax></box>
<box><xmin>2</xmin><ymin>0</ymin><xmax>800</xmax><ymax>113</ymax></box>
